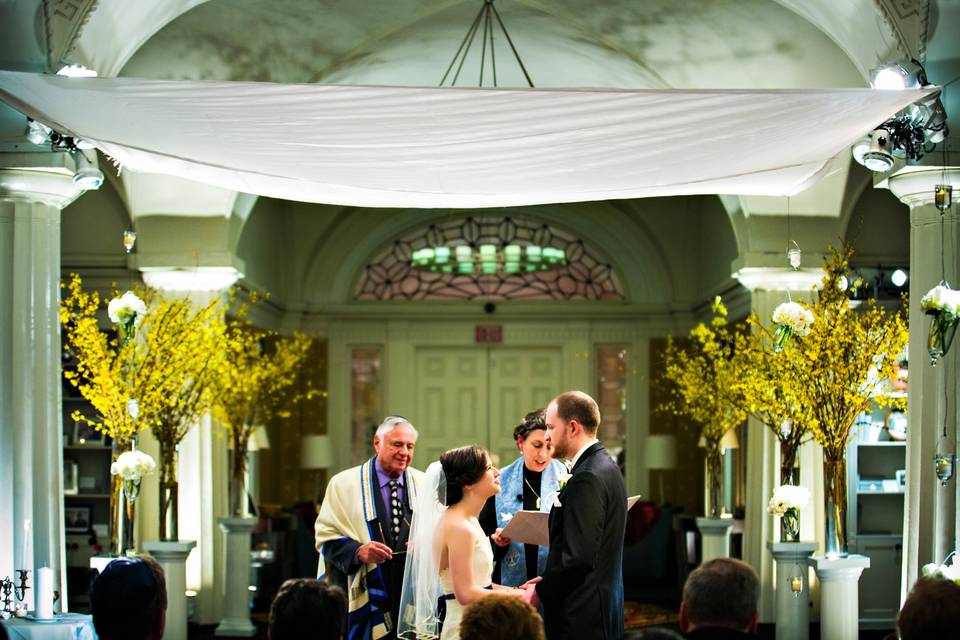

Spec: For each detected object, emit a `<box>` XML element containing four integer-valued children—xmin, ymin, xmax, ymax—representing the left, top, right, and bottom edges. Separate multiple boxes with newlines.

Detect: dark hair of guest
<box><xmin>513</xmin><ymin>409</ymin><xmax>546</xmax><ymax>442</ymax></box>
<box><xmin>440</xmin><ymin>445</ymin><xmax>489</xmax><ymax>506</ymax></box>
<box><xmin>269</xmin><ymin>579</ymin><xmax>347</xmax><ymax>640</ymax></box>
<box><xmin>897</xmin><ymin>577</ymin><xmax>960</xmax><ymax>640</ymax></box>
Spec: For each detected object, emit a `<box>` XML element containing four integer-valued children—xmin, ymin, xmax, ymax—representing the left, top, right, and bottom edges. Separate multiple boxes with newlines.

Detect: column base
<box><xmin>214</xmin><ymin>620</ymin><xmax>257</xmax><ymax>637</ymax></box>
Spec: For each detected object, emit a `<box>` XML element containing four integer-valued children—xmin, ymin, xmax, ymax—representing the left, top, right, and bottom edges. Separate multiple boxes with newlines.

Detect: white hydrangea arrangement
<box><xmin>111</xmin><ymin>450</ymin><xmax>157</xmax><ymax>483</ymax></box>
<box><xmin>771</xmin><ymin>301</ymin><xmax>815</xmax><ymax>352</ymax></box>
<box><xmin>107</xmin><ymin>291</ymin><xmax>148</xmax><ymax>341</ymax></box>
<box><xmin>921</xmin><ymin>284</ymin><xmax>960</xmax><ymax>318</ymax></box>
<box><xmin>767</xmin><ymin>484</ymin><xmax>811</xmax><ymax>516</ymax></box>
<box><xmin>922</xmin><ymin>552</ymin><xmax>960</xmax><ymax>586</ymax></box>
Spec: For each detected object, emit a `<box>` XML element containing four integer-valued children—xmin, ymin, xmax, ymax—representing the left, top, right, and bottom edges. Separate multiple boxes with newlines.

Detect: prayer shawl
<box><xmin>316</xmin><ymin>458</ymin><xmax>423</xmax><ymax>640</ymax></box>
<box><xmin>494</xmin><ymin>457</ymin><xmax>565</xmax><ymax>586</ymax></box>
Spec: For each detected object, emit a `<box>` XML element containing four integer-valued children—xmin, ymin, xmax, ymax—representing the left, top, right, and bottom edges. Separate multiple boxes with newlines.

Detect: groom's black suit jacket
<box><xmin>536</xmin><ymin>441</ymin><xmax>626</xmax><ymax>640</ymax></box>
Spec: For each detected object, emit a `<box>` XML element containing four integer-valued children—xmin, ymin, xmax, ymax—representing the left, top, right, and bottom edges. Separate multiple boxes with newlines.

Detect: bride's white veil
<box><xmin>397</xmin><ymin>460</ymin><xmax>446</xmax><ymax>639</ymax></box>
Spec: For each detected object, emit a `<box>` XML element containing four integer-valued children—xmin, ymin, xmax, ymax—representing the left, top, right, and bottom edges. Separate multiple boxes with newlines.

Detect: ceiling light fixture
<box><xmin>72</xmin><ymin>151</ymin><xmax>104</xmax><ymax>190</ymax></box>
<box><xmin>859</xmin><ymin>127</ymin><xmax>895</xmax><ymax>172</ymax></box>
<box><xmin>56</xmin><ymin>64</ymin><xmax>98</xmax><ymax>78</ymax></box>
<box><xmin>25</xmin><ymin>118</ymin><xmax>51</xmax><ymax>145</ymax></box>
<box><xmin>891</xmin><ymin>269</ymin><xmax>908</xmax><ymax>288</ymax></box>
<box><xmin>869</xmin><ymin>59</ymin><xmax>928</xmax><ymax>90</ymax></box>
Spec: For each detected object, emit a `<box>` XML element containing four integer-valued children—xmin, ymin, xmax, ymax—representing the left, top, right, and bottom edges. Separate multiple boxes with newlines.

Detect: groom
<box><xmin>529</xmin><ymin>390</ymin><xmax>626</xmax><ymax>640</ymax></box>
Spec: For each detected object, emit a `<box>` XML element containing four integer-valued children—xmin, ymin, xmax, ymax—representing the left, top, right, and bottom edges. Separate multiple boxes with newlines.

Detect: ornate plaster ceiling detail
<box><xmin>44</xmin><ymin>0</ymin><xmax>100</xmax><ymax>70</ymax></box>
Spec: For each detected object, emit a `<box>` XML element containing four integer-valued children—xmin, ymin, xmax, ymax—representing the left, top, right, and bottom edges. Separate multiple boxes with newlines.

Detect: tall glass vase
<box><xmin>158</xmin><ymin>443</ymin><xmax>179</xmax><ymax>541</ymax></box>
<box><xmin>705</xmin><ymin>445</ymin><xmax>723</xmax><ymax>519</ymax></box>
<box><xmin>780</xmin><ymin>444</ymin><xmax>800</xmax><ymax>542</ymax></box>
<box><xmin>823</xmin><ymin>455</ymin><xmax>848</xmax><ymax>557</ymax></box>
<box><xmin>118</xmin><ymin>479</ymin><xmax>141</xmax><ymax>555</ymax></box>
<box><xmin>109</xmin><ymin>441</ymin><xmax>131</xmax><ymax>556</ymax></box>
<box><xmin>229</xmin><ymin>435</ymin><xmax>249</xmax><ymax>517</ymax></box>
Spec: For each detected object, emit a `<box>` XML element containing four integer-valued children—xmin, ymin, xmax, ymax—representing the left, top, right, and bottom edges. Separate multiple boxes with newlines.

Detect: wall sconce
<box><xmin>935</xmin><ymin>184</ymin><xmax>953</xmax><ymax>212</ymax></box>
<box><xmin>122</xmin><ymin>229</ymin><xmax>137</xmax><ymax>254</ymax></box>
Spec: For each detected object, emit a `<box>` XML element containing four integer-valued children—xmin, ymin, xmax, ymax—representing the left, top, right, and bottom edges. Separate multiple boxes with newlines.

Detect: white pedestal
<box><xmin>145</xmin><ymin>540</ymin><xmax>197</xmax><ymax>640</ymax></box>
<box><xmin>696</xmin><ymin>517</ymin><xmax>733</xmax><ymax>562</ymax></box>
<box><xmin>215</xmin><ymin>517</ymin><xmax>257</xmax><ymax>637</ymax></box>
<box><xmin>768</xmin><ymin>542</ymin><xmax>817</xmax><ymax>640</ymax></box>
<box><xmin>808</xmin><ymin>555</ymin><xmax>870</xmax><ymax>640</ymax></box>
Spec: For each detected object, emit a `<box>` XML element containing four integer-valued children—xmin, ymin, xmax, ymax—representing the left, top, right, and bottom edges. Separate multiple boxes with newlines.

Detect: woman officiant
<box><xmin>479</xmin><ymin>409</ymin><xmax>566</xmax><ymax>586</ymax></box>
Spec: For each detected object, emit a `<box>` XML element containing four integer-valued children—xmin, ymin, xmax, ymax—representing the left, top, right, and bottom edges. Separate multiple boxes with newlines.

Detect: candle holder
<box><xmin>14</xmin><ymin>569</ymin><xmax>29</xmax><ymax>605</ymax></box>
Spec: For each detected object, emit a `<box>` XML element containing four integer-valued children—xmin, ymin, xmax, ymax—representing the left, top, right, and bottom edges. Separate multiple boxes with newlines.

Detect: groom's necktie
<box><xmin>388</xmin><ymin>479</ymin><xmax>401</xmax><ymax>541</ymax></box>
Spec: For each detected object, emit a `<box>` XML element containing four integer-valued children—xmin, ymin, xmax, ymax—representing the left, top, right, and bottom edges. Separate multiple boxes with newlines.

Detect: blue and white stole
<box><xmin>494</xmin><ymin>457</ymin><xmax>565</xmax><ymax>586</ymax></box>
<box><xmin>345</xmin><ymin>459</ymin><xmax>419</xmax><ymax>640</ymax></box>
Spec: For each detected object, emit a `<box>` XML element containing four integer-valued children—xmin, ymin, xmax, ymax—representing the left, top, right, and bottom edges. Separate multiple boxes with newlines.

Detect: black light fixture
<box><xmin>853</xmin><ymin>59</ymin><xmax>949</xmax><ymax>173</ymax></box>
<box><xmin>440</xmin><ymin>0</ymin><xmax>533</xmax><ymax>88</ymax></box>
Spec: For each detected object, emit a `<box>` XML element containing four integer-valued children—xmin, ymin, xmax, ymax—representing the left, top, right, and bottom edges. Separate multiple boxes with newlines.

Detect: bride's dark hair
<box><xmin>440</xmin><ymin>445</ymin><xmax>489</xmax><ymax>506</ymax></box>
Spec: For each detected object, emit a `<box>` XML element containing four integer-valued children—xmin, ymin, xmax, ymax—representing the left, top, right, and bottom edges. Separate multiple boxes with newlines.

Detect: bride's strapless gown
<box><xmin>438</xmin><ymin>520</ymin><xmax>494</xmax><ymax>640</ymax></box>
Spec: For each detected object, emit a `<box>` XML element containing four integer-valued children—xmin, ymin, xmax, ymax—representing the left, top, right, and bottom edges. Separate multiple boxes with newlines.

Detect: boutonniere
<box><xmin>557</xmin><ymin>472</ymin><xmax>572</xmax><ymax>492</ymax></box>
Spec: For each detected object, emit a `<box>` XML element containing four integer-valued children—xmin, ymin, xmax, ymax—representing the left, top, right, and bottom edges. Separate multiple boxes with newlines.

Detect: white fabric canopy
<box><xmin>0</xmin><ymin>71</ymin><xmax>932</xmax><ymax>208</ymax></box>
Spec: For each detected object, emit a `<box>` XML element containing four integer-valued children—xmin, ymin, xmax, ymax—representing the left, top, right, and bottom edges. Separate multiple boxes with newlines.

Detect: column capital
<box><xmin>883</xmin><ymin>166</ymin><xmax>960</xmax><ymax>208</ymax></box>
<box><xmin>217</xmin><ymin>516</ymin><xmax>257</xmax><ymax>534</ymax></box>
<box><xmin>0</xmin><ymin>152</ymin><xmax>89</xmax><ymax>209</ymax></box>
<box><xmin>767</xmin><ymin>541</ymin><xmax>818</xmax><ymax>561</ymax></box>
<box><xmin>143</xmin><ymin>539</ymin><xmax>197</xmax><ymax>562</ymax></box>
<box><xmin>807</xmin><ymin>554</ymin><xmax>870</xmax><ymax>582</ymax></box>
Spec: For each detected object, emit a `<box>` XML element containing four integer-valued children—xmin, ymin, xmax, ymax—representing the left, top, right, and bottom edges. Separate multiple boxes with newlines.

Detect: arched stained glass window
<box><xmin>353</xmin><ymin>216</ymin><xmax>625</xmax><ymax>301</ymax></box>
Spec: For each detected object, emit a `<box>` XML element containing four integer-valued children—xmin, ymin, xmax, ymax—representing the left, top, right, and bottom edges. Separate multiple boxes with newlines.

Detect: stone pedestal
<box><xmin>696</xmin><ymin>517</ymin><xmax>733</xmax><ymax>562</ymax></box>
<box><xmin>215</xmin><ymin>517</ymin><xmax>257</xmax><ymax>637</ymax></box>
<box><xmin>768</xmin><ymin>542</ymin><xmax>817</xmax><ymax>640</ymax></box>
<box><xmin>808</xmin><ymin>554</ymin><xmax>870</xmax><ymax>640</ymax></box>
<box><xmin>145</xmin><ymin>540</ymin><xmax>197</xmax><ymax>640</ymax></box>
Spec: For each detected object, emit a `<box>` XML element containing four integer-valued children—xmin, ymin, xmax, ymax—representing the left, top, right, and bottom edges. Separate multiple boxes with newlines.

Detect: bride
<box><xmin>398</xmin><ymin>445</ymin><xmax>527</xmax><ymax>639</ymax></box>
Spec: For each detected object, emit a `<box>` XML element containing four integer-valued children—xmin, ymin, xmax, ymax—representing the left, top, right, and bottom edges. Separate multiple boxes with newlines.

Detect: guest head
<box><xmin>268</xmin><ymin>578</ymin><xmax>348</xmax><ymax>640</ymax></box>
<box><xmin>896</xmin><ymin>577</ymin><xmax>960</xmax><ymax>640</ymax></box>
<box><xmin>545</xmin><ymin>391</ymin><xmax>600</xmax><ymax>459</ymax></box>
<box><xmin>514</xmin><ymin>408</ymin><xmax>553</xmax><ymax>473</ymax></box>
<box><xmin>440</xmin><ymin>445</ymin><xmax>500</xmax><ymax>505</ymax></box>
<box><xmin>90</xmin><ymin>555</ymin><xmax>167</xmax><ymax>640</ymax></box>
<box><xmin>373</xmin><ymin>415</ymin><xmax>418</xmax><ymax>477</ymax></box>
<box><xmin>460</xmin><ymin>595</ymin><xmax>545</xmax><ymax>640</ymax></box>
<box><xmin>680</xmin><ymin>558</ymin><xmax>759</xmax><ymax>634</ymax></box>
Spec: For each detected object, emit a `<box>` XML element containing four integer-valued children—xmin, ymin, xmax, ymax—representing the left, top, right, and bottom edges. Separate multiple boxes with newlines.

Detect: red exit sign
<box><xmin>475</xmin><ymin>325</ymin><xmax>503</xmax><ymax>344</ymax></box>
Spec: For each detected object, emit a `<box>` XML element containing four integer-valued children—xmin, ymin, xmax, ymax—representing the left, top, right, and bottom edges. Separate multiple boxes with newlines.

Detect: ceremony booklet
<box><xmin>500</xmin><ymin>494</ymin><xmax>643</xmax><ymax>546</ymax></box>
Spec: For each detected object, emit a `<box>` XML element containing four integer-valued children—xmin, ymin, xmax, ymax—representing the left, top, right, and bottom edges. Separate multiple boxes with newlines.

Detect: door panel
<box><xmin>488</xmin><ymin>348</ymin><xmax>562</xmax><ymax>468</ymax></box>
<box><xmin>414</xmin><ymin>348</ymin><xmax>488</xmax><ymax>470</ymax></box>
<box><xmin>413</xmin><ymin>346</ymin><xmax>562</xmax><ymax>471</ymax></box>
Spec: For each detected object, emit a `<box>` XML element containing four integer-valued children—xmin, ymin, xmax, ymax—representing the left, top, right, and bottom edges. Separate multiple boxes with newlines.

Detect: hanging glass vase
<box><xmin>928</xmin><ymin>311</ymin><xmax>959</xmax><ymax>366</ymax></box>
<box><xmin>823</xmin><ymin>455</ymin><xmax>848</xmax><ymax>557</ymax></box>
<box><xmin>705</xmin><ymin>445</ymin><xmax>723</xmax><ymax>519</ymax></box>
<box><xmin>935</xmin><ymin>435</ymin><xmax>956</xmax><ymax>486</ymax></box>
<box><xmin>158</xmin><ymin>442</ymin><xmax>179</xmax><ymax>541</ymax></box>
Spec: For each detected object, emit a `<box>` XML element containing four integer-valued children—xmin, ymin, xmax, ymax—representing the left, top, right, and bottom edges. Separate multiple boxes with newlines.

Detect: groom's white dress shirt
<box><xmin>569</xmin><ymin>438</ymin><xmax>599</xmax><ymax>469</ymax></box>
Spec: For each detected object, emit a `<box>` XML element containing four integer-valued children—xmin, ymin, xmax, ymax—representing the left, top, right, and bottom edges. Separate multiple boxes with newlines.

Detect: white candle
<box><xmin>35</xmin><ymin>566</ymin><xmax>54</xmax><ymax>619</ymax></box>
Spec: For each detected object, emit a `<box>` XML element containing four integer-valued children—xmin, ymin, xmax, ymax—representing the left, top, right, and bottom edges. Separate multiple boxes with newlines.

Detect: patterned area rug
<box><xmin>624</xmin><ymin>601</ymin><xmax>680</xmax><ymax>629</ymax></box>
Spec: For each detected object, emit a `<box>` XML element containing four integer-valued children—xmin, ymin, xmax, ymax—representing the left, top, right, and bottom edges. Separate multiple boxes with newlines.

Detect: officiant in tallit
<box><xmin>315</xmin><ymin>416</ymin><xmax>424</xmax><ymax>640</ymax></box>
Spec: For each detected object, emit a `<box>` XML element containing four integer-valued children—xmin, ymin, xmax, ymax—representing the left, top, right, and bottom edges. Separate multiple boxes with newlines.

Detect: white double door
<box><xmin>412</xmin><ymin>347</ymin><xmax>562</xmax><ymax>470</ymax></box>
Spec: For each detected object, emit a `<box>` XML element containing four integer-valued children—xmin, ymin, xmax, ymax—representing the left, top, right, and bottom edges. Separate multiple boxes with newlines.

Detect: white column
<box><xmin>886</xmin><ymin>168</ymin><xmax>960</xmax><ymax>597</ymax></box>
<box><xmin>145</xmin><ymin>540</ymin><xmax>197</xmax><ymax>640</ymax></box>
<box><xmin>215</xmin><ymin>517</ymin><xmax>257</xmax><ymax>637</ymax></box>
<box><xmin>697</xmin><ymin>517</ymin><xmax>733</xmax><ymax>561</ymax></box>
<box><xmin>140</xmin><ymin>268</ymin><xmax>240</xmax><ymax>625</ymax></box>
<box><xmin>0</xmin><ymin>154</ymin><xmax>85</xmax><ymax>606</ymax></box>
<box><xmin>808</xmin><ymin>555</ymin><xmax>870</xmax><ymax>640</ymax></box>
<box><xmin>768</xmin><ymin>542</ymin><xmax>817</xmax><ymax>640</ymax></box>
<box><xmin>732</xmin><ymin>268</ymin><xmax>823</xmax><ymax>622</ymax></box>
